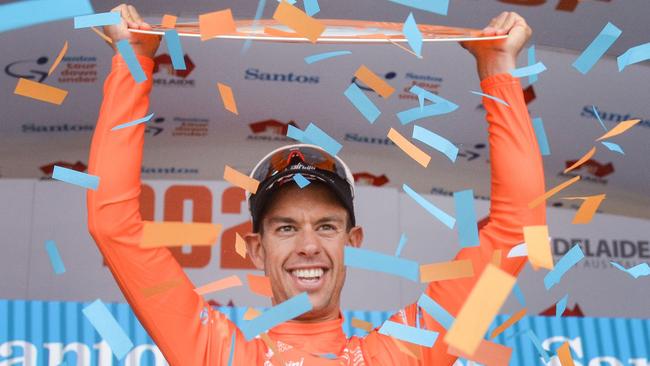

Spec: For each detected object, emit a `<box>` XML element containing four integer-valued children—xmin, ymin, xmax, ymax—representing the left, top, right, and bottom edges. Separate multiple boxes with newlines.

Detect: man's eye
<box><xmin>277</xmin><ymin>225</ymin><xmax>295</xmax><ymax>232</ymax></box>
<box><xmin>319</xmin><ymin>224</ymin><xmax>336</xmax><ymax>231</ymax></box>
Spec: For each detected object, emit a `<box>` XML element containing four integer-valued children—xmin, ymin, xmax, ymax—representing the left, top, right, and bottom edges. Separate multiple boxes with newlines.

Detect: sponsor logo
<box><xmin>430</xmin><ymin>186</ymin><xmax>491</xmax><ymax>200</ymax></box>
<box><xmin>22</xmin><ymin>123</ymin><xmax>94</xmax><ymax>133</ymax></box>
<box><xmin>244</xmin><ymin>68</ymin><xmax>319</xmax><ymax>84</ymax></box>
<box><xmin>153</xmin><ymin>53</ymin><xmax>196</xmax><ymax>86</ymax></box>
<box><xmin>558</xmin><ymin>159</ymin><xmax>613</xmax><ymax>185</ymax></box>
<box><xmin>39</xmin><ymin>161</ymin><xmax>87</xmax><ymax>178</ymax></box>
<box><xmin>539</xmin><ymin>302</ymin><xmax>584</xmax><ymax>317</ymax></box>
<box><xmin>353</xmin><ymin>172</ymin><xmax>389</xmax><ymax>187</ymax></box>
<box><xmin>144</xmin><ymin>116</ymin><xmax>209</xmax><ymax>137</ymax></box>
<box><xmin>141</xmin><ymin>166</ymin><xmax>200</xmax><ymax>175</ymax></box>
<box><xmin>344</xmin><ymin>132</ymin><xmax>394</xmax><ymax>146</ymax></box>
<box><xmin>553</xmin><ymin>237</ymin><xmax>650</xmax><ymax>270</ymax></box>
<box><xmin>5</xmin><ymin>55</ymin><xmax>97</xmax><ymax>84</ymax></box>
<box><xmin>351</xmin><ymin>71</ymin><xmax>444</xmax><ymax>101</ymax></box>
<box><xmin>247</xmin><ymin>119</ymin><xmax>299</xmax><ymax>141</ymax></box>
<box><xmin>581</xmin><ymin>105</ymin><xmax>650</xmax><ymax>129</ymax></box>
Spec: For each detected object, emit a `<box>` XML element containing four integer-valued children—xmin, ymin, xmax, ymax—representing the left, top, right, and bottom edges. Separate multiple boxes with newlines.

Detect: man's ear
<box><xmin>244</xmin><ymin>232</ymin><xmax>265</xmax><ymax>271</ymax></box>
<box><xmin>347</xmin><ymin>226</ymin><xmax>364</xmax><ymax>248</ymax></box>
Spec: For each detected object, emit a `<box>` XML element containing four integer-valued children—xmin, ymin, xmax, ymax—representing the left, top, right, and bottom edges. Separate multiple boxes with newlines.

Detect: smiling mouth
<box><xmin>288</xmin><ymin>267</ymin><xmax>328</xmax><ymax>291</ymax></box>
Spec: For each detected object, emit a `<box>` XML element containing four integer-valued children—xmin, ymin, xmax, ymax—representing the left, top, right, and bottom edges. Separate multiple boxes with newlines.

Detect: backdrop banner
<box><xmin>1</xmin><ymin>298</ymin><xmax>649</xmax><ymax>366</ymax></box>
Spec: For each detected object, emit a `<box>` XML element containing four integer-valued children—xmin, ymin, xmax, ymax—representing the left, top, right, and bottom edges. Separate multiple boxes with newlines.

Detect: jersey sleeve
<box><xmin>86</xmin><ymin>54</ymin><xmax>249</xmax><ymax>365</ymax></box>
<box><xmin>362</xmin><ymin>74</ymin><xmax>547</xmax><ymax>365</ymax></box>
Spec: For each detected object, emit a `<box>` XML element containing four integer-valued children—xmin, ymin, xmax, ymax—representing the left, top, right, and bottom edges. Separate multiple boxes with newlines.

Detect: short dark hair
<box><xmin>256</xmin><ymin>181</ymin><xmax>354</xmax><ymax>235</ymax></box>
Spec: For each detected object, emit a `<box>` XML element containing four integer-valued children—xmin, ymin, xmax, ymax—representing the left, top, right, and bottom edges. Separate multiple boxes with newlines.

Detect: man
<box><xmin>88</xmin><ymin>4</ymin><xmax>545</xmax><ymax>365</ymax></box>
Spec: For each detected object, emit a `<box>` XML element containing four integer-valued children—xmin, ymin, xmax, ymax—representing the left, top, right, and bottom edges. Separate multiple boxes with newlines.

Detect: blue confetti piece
<box><xmin>510</xmin><ymin>62</ymin><xmax>547</xmax><ymax>78</ymax></box>
<box><xmin>394</xmin><ymin>233</ymin><xmax>408</xmax><ymax>257</ymax></box>
<box><xmin>277</xmin><ymin>0</ymin><xmax>296</xmax><ymax>3</ymax></box>
<box><xmin>45</xmin><ymin>240</ymin><xmax>66</xmax><ymax>275</ymax></box>
<box><xmin>242</xmin><ymin>0</ymin><xmax>267</xmax><ymax>53</ymax></box>
<box><xmin>293</xmin><ymin>173</ymin><xmax>311</xmax><ymax>188</ymax></box>
<box><xmin>453</xmin><ymin>190</ymin><xmax>479</xmax><ymax>248</ymax></box>
<box><xmin>412</xmin><ymin>125</ymin><xmax>458</xmax><ymax>162</ymax></box>
<box><xmin>528</xmin><ymin>45</ymin><xmax>538</xmax><ymax>85</ymax></box>
<box><xmin>82</xmin><ymin>299</ymin><xmax>134</xmax><ymax>360</ymax></box>
<box><xmin>73</xmin><ymin>11</ymin><xmax>120</xmax><ymax>28</ymax></box>
<box><xmin>386</xmin><ymin>0</ymin><xmax>449</xmax><ymax>15</ymax></box>
<box><xmin>556</xmin><ymin>294</ymin><xmax>569</xmax><ymax>319</ymax></box>
<box><xmin>164</xmin><ymin>30</ymin><xmax>186</xmax><ymax>70</ymax></box>
<box><xmin>52</xmin><ymin>165</ymin><xmax>99</xmax><ymax>190</ymax></box>
<box><xmin>601</xmin><ymin>141</ymin><xmax>624</xmax><ymax>154</ymax></box>
<box><xmin>378</xmin><ymin>320</ymin><xmax>438</xmax><ymax>347</ymax></box>
<box><xmin>403</xmin><ymin>183</ymin><xmax>455</xmax><ymax>229</ymax></box>
<box><xmin>531</xmin><ymin>117</ymin><xmax>551</xmax><ymax>156</ymax></box>
<box><xmin>304</xmin><ymin>0</ymin><xmax>320</xmax><ymax>16</ymax></box>
<box><xmin>470</xmin><ymin>90</ymin><xmax>509</xmax><ymax>107</ymax></box>
<box><xmin>344</xmin><ymin>246</ymin><xmax>419</xmax><ymax>282</ymax></box>
<box><xmin>227</xmin><ymin>332</ymin><xmax>236</xmax><ymax>366</ymax></box>
<box><xmin>304</xmin><ymin>50</ymin><xmax>351</xmax><ymax>64</ymax></box>
<box><xmin>240</xmin><ymin>292</ymin><xmax>312</xmax><ymax>340</ymax></box>
<box><xmin>610</xmin><ymin>261</ymin><xmax>650</xmax><ymax>279</ymax></box>
<box><xmin>573</xmin><ymin>22</ymin><xmax>621</xmax><ymax>75</ymax></box>
<box><xmin>526</xmin><ymin>329</ymin><xmax>550</xmax><ymax>363</ymax></box>
<box><xmin>111</xmin><ymin>113</ymin><xmax>155</xmax><ymax>131</ymax></box>
<box><xmin>544</xmin><ymin>244</ymin><xmax>584</xmax><ymax>290</ymax></box>
<box><xmin>304</xmin><ymin>123</ymin><xmax>342</xmax><ymax>156</ymax></box>
<box><xmin>417</xmin><ymin>293</ymin><xmax>454</xmax><ymax>329</ymax></box>
<box><xmin>397</xmin><ymin>85</ymin><xmax>458</xmax><ymax>124</ymax></box>
<box><xmin>344</xmin><ymin>83</ymin><xmax>381</xmax><ymax>124</ymax></box>
<box><xmin>116</xmin><ymin>39</ymin><xmax>147</xmax><ymax>83</ymax></box>
<box><xmin>403</xmin><ymin>13</ymin><xmax>423</xmax><ymax>58</ymax></box>
<box><xmin>592</xmin><ymin>106</ymin><xmax>608</xmax><ymax>131</ymax></box>
<box><xmin>319</xmin><ymin>353</ymin><xmax>337</xmax><ymax>359</ymax></box>
<box><xmin>618</xmin><ymin>42</ymin><xmax>650</xmax><ymax>71</ymax></box>
<box><xmin>0</xmin><ymin>0</ymin><xmax>94</xmax><ymax>33</ymax></box>
<box><xmin>513</xmin><ymin>283</ymin><xmax>526</xmax><ymax>307</ymax></box>
<box><xmin>286</xmin><ymin>124</ymin><xmax>306</xmax><ymax>141</ymax></box>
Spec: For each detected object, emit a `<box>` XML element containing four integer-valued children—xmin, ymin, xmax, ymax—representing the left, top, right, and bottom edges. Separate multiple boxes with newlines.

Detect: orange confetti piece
<box><xmin>387</xmin><ymin>128</ymin><xmax>431</xmax><ymax>168</ymax></box>
<box><xmin>198</xmin><ymin>8</ymin><xmax>236</xmax><ymax>41</ymax></box>
<box><xmin>444</xmin><ymin>264</ymin><xmax>516</xmax><ymax>355</ymax></box>
<box><xmin>420</xmin><ymin>259</ymin><xmax>474</xmax><ymax>283</ymax></box>
<box><xmin>194</xmin><ymin>275</ymin><xmax>242</xmax><ymax>296</ymax></box>
<box><xmin>448</xmin><ymin>340</ymin><xmax>512</xmax><ymax>366</ymax></box>
<box><xmin>140</xmin><ymin>221</ymin><xmax>221</xmax><ymax>248</ymax></box>
<box><xmin>393</xmin><ymin>337</ymin><xmax>422</xmax><ymax>359</ymax></box>
<box><xmin>354</xmin><ymin>65</ymin><xmax>395</xmax><ymax>99</ymax></box>
<box><xmin>524</xmin><ymin>225</ymin><xmax>554</xmax><ymax>270</ymax></box>
<box><xmin>48</xmin><ymin>41</ymin><xmax>68</xmax><ymax>76</ymax></box>
<box><xmin>528</xmin><ymin>175</ymin><xmax>581</xmax><ymax>209</ymax></box>
<box><xmin>223</xmin><ymin>165</ymin><xmax>259</xmax><ymax>194</ymax></box>
<box><xmin>161</xmin><ymin>14</ymin><xmax>177</xmax><ymax>28</ymax></box>
<box><xmin>557</xmin><ymin>341</ymin><xmax>576</xmax><ymax>366</ymax></box>
<box><xmin>564</xmin><ymin>147</ymin><xmax>596</xmax><ymax>174</ymax></box>
<box><xmin>235</xmin><ymin>232</ymin><xmax>247</xmax><ymax>258</ymax></box>
<box><xmin>244</xmin><ymin>307</ymin><xmax>262</xmax><ymax>320</ymax></box>
<box><xmin>595</xmin><ymin>119</ymin><xmax>641</xmax><ymax>141</ymax></box>
<box><xmin>562</xmin><ymin>194</ymin><xmax>606</xmax><ymax>224</ymax></box>
<box><xmin>489</xmin><ymin>308</ymin><xmax>527</xmax><ymax>339</ymax></box>
<box><xmin>263</xmin><ymin>26</ymin><xmax>299</xmax><ymax>37</ymax></box>
<box><xmin>491</xmin><ymin>249</ymin><xmax>502</xmax><ymax>267</ymax></box>
<box><xmin>351</xmin><ymin>318</ymin><xmax>373</xmax><ymax>332</ymax></box>
<box><xmin>247</xmin><ymin>273</ymin><xmax>273</xmax><ymax>297</ymax></box>
<box><xmin>272</xmin><ymin>1</ymin><xmax>325</xmax><ymax>43</ymax></box>
<box><xmin>91</xmin><ymin>26</ymin><xmax>112</xmax><ymax>43</ymax></box>
<box><xmin>14</xmin><ymin>78</ymin><xmax>67</xmax><ymax>105</ymax></box>
<box><xmin>217</xmin><ymin>82</ymin><xmax>238</xmax><ymax>115</ymax></box>
<box><xmin>141</xmin><ymin>277</ymin><xmax>183</xmax><ymax>298</ymax></box>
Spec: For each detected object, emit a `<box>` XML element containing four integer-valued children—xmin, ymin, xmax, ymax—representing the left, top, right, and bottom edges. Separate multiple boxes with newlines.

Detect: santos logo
<box><xmin>244</xmin><ymin>68</ymin><xmax>319</xmax><ymax>84</ymax></box>
<box><xmin>581</xmin><ymin>106</ymin><xmax>650</xmax><ymax>129</ymax></box>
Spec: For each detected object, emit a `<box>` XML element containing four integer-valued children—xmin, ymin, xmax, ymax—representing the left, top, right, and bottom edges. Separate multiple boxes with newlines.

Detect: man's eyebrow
<box><xmin>266</xmin><ymin>217</ymin><xmax>298</xmax><ymax>225</ymax></box>
<box><xmin>315</xmin><ymin>216</ymin><xmax>345</xmax><ymax>225</ymax></box>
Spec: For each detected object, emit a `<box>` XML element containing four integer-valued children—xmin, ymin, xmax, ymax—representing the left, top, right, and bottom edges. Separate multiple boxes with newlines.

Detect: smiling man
<box><xmin>87</xmin><ymin>4</ymin><xmax>545</xmax><ymax>365</ymax></box>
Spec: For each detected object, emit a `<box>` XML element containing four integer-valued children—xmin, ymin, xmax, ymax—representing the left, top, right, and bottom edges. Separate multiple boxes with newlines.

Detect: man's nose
<box><xmin>297</xmin><ymin>227</ymin><xmax>322</xmax><ymax>256</ymax></box>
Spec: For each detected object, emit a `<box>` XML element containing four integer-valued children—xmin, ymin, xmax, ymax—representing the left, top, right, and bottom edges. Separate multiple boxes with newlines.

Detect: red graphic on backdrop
<box><xmin>523</xmin><ymin>85</ymin><xmax>536</xmax><ymax>105</ymax></box>
<box><xmin>153</xmin><ymin>54</ymin><xmax>195</xmax><ymax>78</ymax></box>
<box><xmin>564</xmin><ymin>159</ymin><xmax>614</xmax><ymax>178</ymax></box>
<box><xmin>248</xmin><ymin>119</ymin><xmax>298</xmax><ymax>135</ymax></box>
<box><xmin>40</xmin><ymin>161</ymin><xmax>87</xmax><ymax>176</ymax></box>
<box><xmin>540</xmin><ymin>302</ymin><xmax>585</xmax><ymax>317</ymax></box>
<box><xmin>353</xmin><ymin>172</ymin><xmax>389</xmax><ymax>187</ymax></box>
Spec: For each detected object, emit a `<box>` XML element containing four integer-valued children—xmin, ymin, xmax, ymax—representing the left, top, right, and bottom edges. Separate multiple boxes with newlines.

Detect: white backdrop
<box><xmin>1</xmin><ymin>179</ymin><xmax>648</xmax><ymax>318</ymax></box>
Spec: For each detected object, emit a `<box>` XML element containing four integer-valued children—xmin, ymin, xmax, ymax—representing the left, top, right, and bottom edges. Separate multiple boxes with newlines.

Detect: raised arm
<box><xmin>86</xmin><ymin>5</ymin><xmax>246</xmax><ymax>365</ymax></box>
<box><xmin>363</xmin><ymin>13</ymin><xmax>546</xmax><ymax>365</ymax></box>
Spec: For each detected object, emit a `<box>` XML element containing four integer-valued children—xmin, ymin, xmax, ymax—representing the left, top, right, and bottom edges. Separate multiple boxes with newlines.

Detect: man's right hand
<box><xmin>103</xmin><ymin>4</ymin><xmax>161</xmax><ymax>59</ymax></box>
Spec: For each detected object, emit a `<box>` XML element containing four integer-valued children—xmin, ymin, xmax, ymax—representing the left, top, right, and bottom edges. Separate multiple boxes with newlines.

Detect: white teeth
<box><xmin>292</xmin><ymin>268</ymin><xmax>324</xmax><ymax>279</ymax></box>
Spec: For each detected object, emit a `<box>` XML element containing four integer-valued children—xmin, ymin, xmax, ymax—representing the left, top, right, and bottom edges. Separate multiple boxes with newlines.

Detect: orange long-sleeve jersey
<box><xmin>87</xmin><ymin>55</ymin><xmax>546</xmax><ymax>365</ymax></box>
